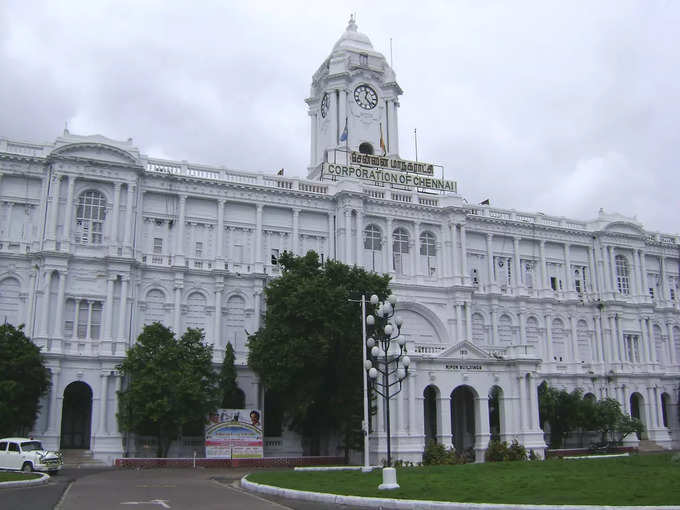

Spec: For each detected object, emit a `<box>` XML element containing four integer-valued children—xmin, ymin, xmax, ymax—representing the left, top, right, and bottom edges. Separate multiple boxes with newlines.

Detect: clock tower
<box><xmin>307</xmin><ymin>16</ymin><xmax>403</xmax><ymax>176</ymax></box>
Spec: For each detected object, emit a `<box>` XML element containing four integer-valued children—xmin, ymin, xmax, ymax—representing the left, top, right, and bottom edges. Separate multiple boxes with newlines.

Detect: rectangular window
<box><xmin>271</xmin><ymin>248</ymin><xmax>280</xmax><ymax>265</ymax></box>
<box><xmin>360</xmin><ymin>53</ymin><xmax>368</xmax><ymax>65</ymax></box>
<box><xmin>624</xmin><ymin>334</ymin><xmax>640</xmax><ymax>363</ymax></box>
<box><xmin>550</xmin><ymin>277</ymin><xmax>558</xmax><ymax>291</ymax></box>
<box><xmin>195</xmin><ymin>241</ymin><xmax>203</xmax><ymax>258</ymax></box>
<box><xmin>90</xmin><ymin>302</ymin><xmax>102</xmax><ymax>339</ymax></box>
<box><xmin>671</xmin><ymin>288</ymin><xmax>676</xmax><ymax>301</ymax></box>
<box><xmin>77</xmin><ymin>302</ymin><xmax>88</xmax><ymax>338</ymax></box>
<box><xmin>153</xmin><ymin>238</ymin><xmax>163</xmax><ymax>254</ymax></box>
<box><xmin>649</xmin><ymin>287</ymin><xmax>655</xmax><ymax>299</ymax></box>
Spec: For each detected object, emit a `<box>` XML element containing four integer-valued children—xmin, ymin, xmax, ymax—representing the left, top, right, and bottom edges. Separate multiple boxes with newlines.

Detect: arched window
<box><xmin>76</xmin><ymin>190</ymin><xmax>107</xmax><ymax>245</ymax></box>
<box><xmin>392</xmin><ymin>228</ymin><xmax>409</xmax><ymax>274</ymax></box>
<box><xmin>363</xmin><ymin>224</ymin><xmax>382</xmax><ymax>251</ymax></box>
<box><xmin>615</xmin><ymin>255</ymin><xmax>630</xmax><ymax>295</ymax></box>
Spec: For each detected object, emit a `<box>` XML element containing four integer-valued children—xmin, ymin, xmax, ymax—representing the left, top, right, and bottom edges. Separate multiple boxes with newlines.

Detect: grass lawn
<box><xmin>247</xmin><ymin>454</ymin><xmax>680</xmax><ymax>506</ymax></box>
<box><xmin>0</xmin><ymin>471</ymin><xmax>42</xmax><ymax>482</ymax></box>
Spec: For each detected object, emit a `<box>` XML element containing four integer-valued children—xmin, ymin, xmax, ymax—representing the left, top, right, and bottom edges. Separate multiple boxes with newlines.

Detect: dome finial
<box><xmin>347</xmin><ymin>13</ymin><xmax>357</xmax><ymax>32</ymax></box>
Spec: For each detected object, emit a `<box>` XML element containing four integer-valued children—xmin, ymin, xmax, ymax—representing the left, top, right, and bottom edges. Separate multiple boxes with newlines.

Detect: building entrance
<box><xmin>60</xmin><ymin>381</ymin><xmax>93</xmax><ymax>449</ymax></box>
<box><xmin>451</xmin><ymin>385</ymin><xmax>476</xmax><ymax>454</ymax></box>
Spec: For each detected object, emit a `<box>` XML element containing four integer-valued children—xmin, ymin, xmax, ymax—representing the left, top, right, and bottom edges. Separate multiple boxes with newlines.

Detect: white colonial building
<box><xmin>0</xmin><ymin>18</ymin><xmax>678</xmax><ymax>464</ymax></box>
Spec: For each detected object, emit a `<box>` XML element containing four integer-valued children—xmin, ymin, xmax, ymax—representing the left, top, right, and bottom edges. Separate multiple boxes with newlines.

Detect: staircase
<box><xmin>637</xmin><ymin>439</ymin><xmax>666</xmax><ymax>454</ymax></box>
<box><xmin>61</xmin><ymin>449</ymin><xmax>108</xmax><ymax>468</ymax></box>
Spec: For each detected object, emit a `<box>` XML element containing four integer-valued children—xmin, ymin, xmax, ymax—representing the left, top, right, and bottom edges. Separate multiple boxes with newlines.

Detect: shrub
<box><xmin>485</xmin><ymin>439</ymin><xmax>527</xmax><ymax>462</ymax></box>
<box><xmin>422</xmin><ymin>440</ymin><xmax>467</xmax><ymax>465</ymax></box>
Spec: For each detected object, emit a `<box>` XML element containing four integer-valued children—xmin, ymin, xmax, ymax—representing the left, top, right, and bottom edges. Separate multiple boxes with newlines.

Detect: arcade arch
<box><xmin>60</xmin><ymin>381</ymin><xmax>93</xmax><ymax>449</ymax></box>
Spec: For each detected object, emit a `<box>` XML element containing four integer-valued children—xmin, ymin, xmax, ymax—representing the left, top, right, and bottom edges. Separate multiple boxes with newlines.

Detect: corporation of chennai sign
<box><xmin>322</xmin><ymin>162</ymin><xmax>457</xmax><ymax>193</ymax></box>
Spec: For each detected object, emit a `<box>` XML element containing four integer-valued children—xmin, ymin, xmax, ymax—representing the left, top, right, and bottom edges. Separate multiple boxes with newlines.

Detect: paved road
<box><xmin>1</xmin><ymin>468</ymin><xmax>372</xmax><ymax>510</ymax></box>
<box><xmin>0</xmin><ymin>468</ymin><xmax>111</xmax><ymax>510</ymax></box>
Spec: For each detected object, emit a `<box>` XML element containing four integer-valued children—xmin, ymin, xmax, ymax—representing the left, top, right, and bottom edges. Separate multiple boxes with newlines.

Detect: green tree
<box><xmin>219</xmin><ymin>342</ymin><xmax>244</xmax><ymax>408</ymax></box>
<box><xmin>538</xmin><ymin>382</ymin><xmax>583</xmax><ymax>448</ymax></box>
<box><xmin>247</xmin><ymin>251</ymin><xmax>390</xmax><ymax>461</ymax></box>
<box><xmin>117</xmin><ymin>323</ymin><xmax>220</xmax><ymax>457</ymax></box>
<box><xmin>590</xmin><ymin>398</ymin><xmax>644</xmax><ymax>443</ymax></box>
<box><xmin>0</xmin><ymin>323</ymin><xmax>50</xmax><ymax>436</ymax></box>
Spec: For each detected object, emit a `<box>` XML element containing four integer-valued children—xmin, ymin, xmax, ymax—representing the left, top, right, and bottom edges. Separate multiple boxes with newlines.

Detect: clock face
<box><xmin>354</xmin><ymin>84</ymin><xmax>378</xmax><ymax>110</ymax></box>
<box><xmin>320</xmin><ymin>93</ymin><xmax>329</xmax><ymax>118</ymax></box>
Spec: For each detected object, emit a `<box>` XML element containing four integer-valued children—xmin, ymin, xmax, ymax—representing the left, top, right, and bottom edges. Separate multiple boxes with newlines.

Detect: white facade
<box><xmin>0</xmin><ymin>18</ymin><xmax>679</xmax><ymax>464</ymax></box>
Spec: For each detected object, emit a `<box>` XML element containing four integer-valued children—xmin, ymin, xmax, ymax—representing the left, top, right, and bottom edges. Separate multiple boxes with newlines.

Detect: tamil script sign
<box><xmin>205</xmin><ymin>408</ymin><xmax>263</xmax><ymax>459</ymax></box>
<box><xmin>322</xmin><ymin>162</ymin><xmax>457</xmax><ymax>193</ymax></box>
<box><xmin>350</xmin><ymin>152</ymin><xmax>434</xmax><ymax>176</ymax></box>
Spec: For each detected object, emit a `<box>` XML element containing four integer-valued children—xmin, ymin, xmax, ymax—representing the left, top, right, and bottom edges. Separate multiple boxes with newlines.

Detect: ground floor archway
<box><xmin>630</xmin><ymin>392</ymin><xmax>645</xmax><ymax>439</ymax></box>
<box><xmin>451</xmin><ymin>385</ymin><xmax>476</xmax><ymax>454</ymax></box>
<box><xmin>423</xmin><ymin>385</ymin><xmax>439</xmax><ymax>444</ymax></box>
<box><xmin>60</xmin><ymin>381</ymin><xmax>93</xmax><ymax>449</ymax></box>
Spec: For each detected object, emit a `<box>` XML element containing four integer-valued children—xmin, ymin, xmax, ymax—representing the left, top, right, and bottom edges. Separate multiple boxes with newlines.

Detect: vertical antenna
<box><xmin>414</xmin><ymin>128</ymin><xmax>418</xmax><ymax>162</ymax></box>
<box><xmin>390</xmin><ymin>38</ymin><xmax>393</xmax><ymax>67</ymax></box>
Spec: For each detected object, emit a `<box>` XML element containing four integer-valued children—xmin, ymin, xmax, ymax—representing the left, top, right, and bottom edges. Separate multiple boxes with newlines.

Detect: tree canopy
<box><xmin>247</xmin><ymin>251</ymin><xmax>390</xmax><ymax>459</ymax></box>
<box><xmin>117</xmin><ymin>323</ymin><xmax>220</xmax><ymax>457</ymax></box>
<box><xmin>0</xmin><ymin>323</ymin><xmax>50</xmax><ymax>436</ymax></box>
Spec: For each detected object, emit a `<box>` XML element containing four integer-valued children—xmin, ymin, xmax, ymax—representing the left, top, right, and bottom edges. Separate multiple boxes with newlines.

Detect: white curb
<box><xmin>240</xmin><ymin>475</ymin><xmax>680</xmax><ymax>510</ymax></box>
<box><xmin>0</xmin><ymin>472</ymin><xmax>50</xmax><ymax>489</ymax></box>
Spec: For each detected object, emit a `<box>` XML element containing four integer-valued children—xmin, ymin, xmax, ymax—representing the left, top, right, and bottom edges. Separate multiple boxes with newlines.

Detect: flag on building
<box><xmin>379</xmin><ymin>123</ymin><xmax>386</xmax><ymax>156</ymax></box>
<box><xmin>339</xmin><ymin>117</ymin><xmax>348</xmax><ymax>142</ymax></box>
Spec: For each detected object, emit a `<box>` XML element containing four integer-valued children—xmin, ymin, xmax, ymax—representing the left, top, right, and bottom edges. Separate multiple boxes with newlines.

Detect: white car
<box><xmin>0</xmin><ymin>438</ymin><xmax>62</xmax><ymax>473</ymax></box>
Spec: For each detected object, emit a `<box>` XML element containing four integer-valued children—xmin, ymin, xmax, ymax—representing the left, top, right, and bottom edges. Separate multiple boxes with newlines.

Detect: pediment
<box><xmin>437</xmin><ymin>340</ymin><xmax>491</xmax><ymax>360</ymax></box>
<box><xmin>51</xmin><ymin>142</ymin><xmax>138</xmax><ymax>165</ymax></box>
<box><xmin>603</xmin><ymin>221</ymin><xmax>645</xmax><ymax>236</ymax></box>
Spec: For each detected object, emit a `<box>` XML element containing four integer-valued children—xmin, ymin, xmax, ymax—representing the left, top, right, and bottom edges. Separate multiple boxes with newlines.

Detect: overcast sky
<box><xmin>1</xmin><ymin>1</ymin><xmax>678</xmax><ymax>235</ymax></box>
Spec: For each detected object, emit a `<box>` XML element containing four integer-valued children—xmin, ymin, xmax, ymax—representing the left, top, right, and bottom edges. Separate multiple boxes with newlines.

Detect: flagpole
<box><xmin>414</xmin><ymin>128</ymin><xmax>418</xmax><ymax>162</ymax></box>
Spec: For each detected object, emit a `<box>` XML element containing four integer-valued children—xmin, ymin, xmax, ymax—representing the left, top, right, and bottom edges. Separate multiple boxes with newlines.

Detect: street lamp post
<box><xmin>364</xmin><ymin>293</ymin><xmax>410</xmax><ymax>490</ymax></box>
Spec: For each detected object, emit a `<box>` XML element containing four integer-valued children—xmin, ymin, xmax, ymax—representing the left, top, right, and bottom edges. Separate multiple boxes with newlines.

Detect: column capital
<box><xmin>486</xmin><ymin>232</ymin><xmax>493</xmax><ymax>240</ymax></box>
<box><xmin>113</xmin><ymin>181</ymin><xmax>122</xmax><ymax>191</ymax></box>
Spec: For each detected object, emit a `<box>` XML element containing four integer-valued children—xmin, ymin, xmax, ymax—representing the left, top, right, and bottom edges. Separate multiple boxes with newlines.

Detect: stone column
<box><xmin>386</xmin><ymin>218</ymin><xmax>393</xmax><ymax>274</ymax></box>
<box><xmin>539</xmin><ymin>241</ymin><xmax>547</xmax><ymax>292</ymax></box>
<box><xmin>608</xmin><ymin>246</ymin><xmax>617</xmax><ymax>293</ymax></box>
<box><xmin>587</xmin><ymin>245</ymin><xmax>597</xmax><ymax>293</ymax></box>
<box><xmin>111</xmin><ymin>182</ymin><xmax>121</xmax><ymax>252</ymax></box>
<box><xmin>490</xmin><ymin>309</ymin><xmax>498</xmax><ymax>346</ymax></box>
<box><xmin>117</xmin><ymin>277</ymin><xmax>129</xmax><ymax>341</ymax></box>
<box><xmin>342</xmin><ymin>209</ymin><xmax>350</xmax><ymax>264</ymax></box>
<box><xmin>660</xmin><ymin>257</ymin><xmax>669</xmax><ymax>302</ymax></box>
<box><xmin>640</xmin><ymin>318</ymin><xmax>650</xmax><ymax>364</ymax></box>
<box><xmin>518</xmin><ymin>310</ymin><xmax>526</xmax><ymax>345</ymax></box>
<box><xmin>464</xmin><ymin>302</ymin><xmax>472</xmax><ymax>340</ymax></box>
<box><xmin>174</xmin><ymin>280</ymin><xmax>183</xmax><ymax>334</ymax></box>
<box><xmin>123</xmin><ymin>183</ymin><xmax>135</xmax><ymax>254</ymax></box>
<box><xmin>25</xmin><ymin>270</ymin><xmax>37</xmax><ymax>335</ymax></box>
<box><xmin>46</xmin><ymin>367</ymin><xmax>61</xmax><ymax>434</ymax></box>
<box><xmin>639</xmin><ymin>250</ymin><xmax>648</xmax><ymax>296</ymax></box>
<box><xmin>98</xmin><ymin>372</ymin><xmax>109</xmax><ymax>435</ymax></box>
<box><xmin>3</xmin><ymin>202</ymin><xmax>13</xmax><ymax>242</ymax></box>
<box><xmin>564</xmin><ymin>244</ymin><xmax>572</xmax><ymax>292</ymax></box>
<box><xmin>54</xmin><ymin>271</ymin><xmax>67</xmax><ymax>339</ymax></box>
<box><xmin>254</xmin><ymin>204</ymin><xmax>264</xmax><ymax>269</ymax></box>
<box><xmin>47</xmin><ymin>174</ymin><xmax>62</xmax><ymax>248</ymax></box>
<box><xmin>408</xmin><ymin>368</ymin><xmax>416</xmax><ymax>433</ymax></box>
<box><xmin>412</xmin><ymin>222</ymin><xmax>421</xmax><ymax>276</ymax></box>
<box><xmin>74</xmin><ymin>299</ymin><xmax>81</xmax><ymax>339</ymax></box>
<box><xmin>647</xmin><ymin>318</ymin><xmax>657</xmax><ymax>364</ymax></box>
<box><xmin>396</xmin><ymin>383</ymin><xmax>405</xmax><ymax>434</ymax></box>
<box><xmin>85</xmin><ymin>301</ymin><xmax>93</xmax><ymax>340</ymax></box>
<box><xmin>655</xmin><ymin>387</ymin><xmax>664</xmax><ymax>428</ymax></box>
<box><xmin>474</xmin><ymin>396</ymin><xmax>491</xmax><ymax>461</ymax></box>
<box><xmin>646</xmin><ymin>387</ymin><xmax>658</xmax><ymax>428</ymax></box>
<box><xmin>439</xmin><ymin>394</ymin><xmax>452</xmax><ymax>446</ymax></box>
<box><xmin>608</xmin><ymin>315</ymin><xmax>617</xmax><ymax>362</ymax></box>
<box><xmin>39</xmin><ymin>270</ymin><xmax>53</xmax><ymax>337</ymax></box>
<box><xmin>455</xmin><ymin>304</ymin><xmax>463</xmax><ymax>342</ymax></box>
<box><xmin>513</xmin><ymin>237</ymin><xmax>522</xmax><ymax>292</ymax></box>
<box><xmin>327</xmin><ymin>212</ymin><xmax>335</xmax><ymax>260</ymax></box>
<box><xmin>460</xmin><ymin>225</ymin><xmax>468</xmax><ymax>282</ymax></box>
<box><xmin>355</xmin><ymin>210</ymin><xmax>363</xmax><ymax>266</ymax></box>
<box><xmin>544</xmin><ymin>314</ymin><xmax>553</xmax><ymax>362</ymax></box>
<box><xmin>214</xmin><ymin>284</ymin><xmax>223</xmax><ymax>348</ymax></box>
<box><xmin>486</xmin><ymin>234</ymin><xmax>494</xmax><ymax>289</ymax></box>
<box><xmin>667</xmin><ymin>322</ymin><xmax>676</xmax><ymax>365</ymax></box>
<box><xmin>104</xmin><ymin>276</ymin><xmax>115</xmax><ymax>340</ymax></box>
<box><xmin>569</xmin><ymin>316</ymin><xmax>579</xmax><ymax>362</ymax></box>
<box><xmin>175</xmin><ymin>195</ymin><xmax>187</xmax><ymax>262</ymax></box>
<box><xmin>216</xmin><ymin>200</ymin><xmax>225</xmax><ymax>262</ymax></box>
<box><xmin>615</xmin><ymin>314</ymin><xmax>625</xmax><ymax>363</ymax></box>
<box><xmin>518</xmin><ymin>375</ymin><xmax>527</xmax><ymax>433</ymax></box>
<box><xmin>528</xmin><ymin>374</ymin><xmax>539</xmax><ymax>430</ymax></box>
<box><xmin>63</xmin><ymin>176</ymin><xmax>76</xmax><ymax>246</ymax></box>
<box><xmin>292</xmin><ymin>208</ymin><xmax>300</xmax><ymax>256</ymax></box>
<box><xmin>254</xmin><ymin>290</ymin><xmax>262</xmax><ymax>330</ymax></box>
<box><xmin>450</xmin><ymin>223</ymin><xmax>458</xmax><ymax>281</ymax></box>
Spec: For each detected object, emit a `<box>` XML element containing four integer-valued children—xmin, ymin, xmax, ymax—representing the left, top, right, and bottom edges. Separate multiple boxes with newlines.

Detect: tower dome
<box><xmin>332</xmin><ymin>15</ymin><xmax>373</xmax><ymax>52</ymax></box>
